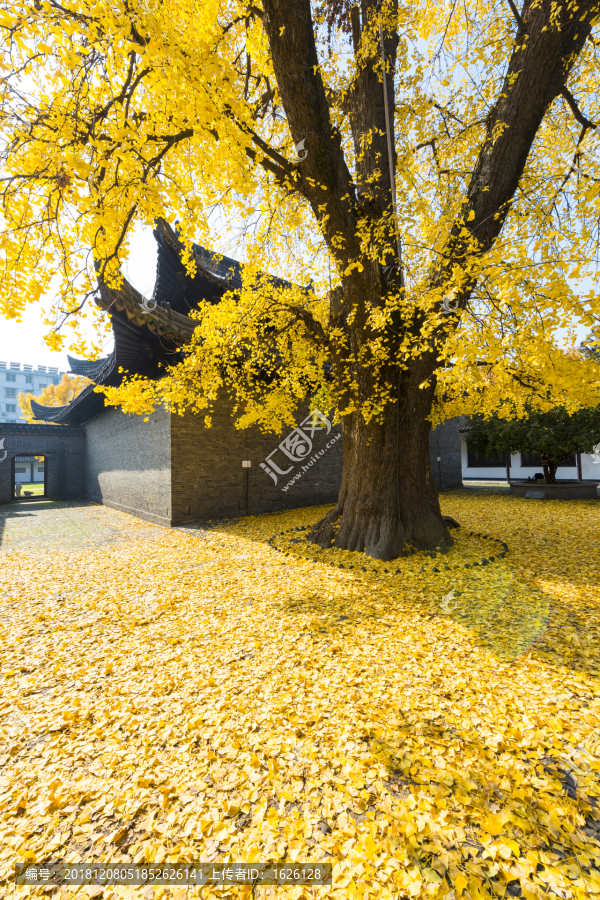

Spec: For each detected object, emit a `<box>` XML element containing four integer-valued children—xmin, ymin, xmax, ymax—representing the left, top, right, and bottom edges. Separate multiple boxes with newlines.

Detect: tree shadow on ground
<box><xmin>0</xmin><ymin>499</ymin><xmax>150</xmax><ymax>552</ymax></box>
<box><xmin>221</xmin><ymin>497</ymin><xmax>600</xmax><ymax>677</ymax></box>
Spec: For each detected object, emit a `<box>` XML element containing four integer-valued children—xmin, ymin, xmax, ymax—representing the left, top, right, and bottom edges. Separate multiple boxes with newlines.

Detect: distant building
<box><xmin>0</xmin><ymin>361</ymin><xmax>64</xmax><ymax>424</ymax></box>
<box><xmin>14</xmin><ymin>457</ymin><xmax>45</xmax><ymax>483</ymax></box>
<box><xmin>458</xmin><ymin>416</ymin><xmax>600</xmax><ymax>482</ymax></box>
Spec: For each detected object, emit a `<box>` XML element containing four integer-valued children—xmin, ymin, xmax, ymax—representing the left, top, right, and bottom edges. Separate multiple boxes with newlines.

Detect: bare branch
<box><xmin>505</xmin><ymin>0</ymin><xmax>525</xmax><ymax>34</ymax></box>
<box><xmin>561</xmin><ymin>87</ymin><xmax>597</xmax><ymax>132</ymax></box>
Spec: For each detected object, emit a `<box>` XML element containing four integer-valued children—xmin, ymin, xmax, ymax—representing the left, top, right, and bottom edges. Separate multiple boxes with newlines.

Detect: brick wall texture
<box><xmin>0</xmin><ymin>424</ymin><xmax>85</xmax><ymax>505</ymax></box>
<box><xmin>1</xmin><ymin>408</ymin><xmax>463</xmax><ymax>524</ymax></box>
<box><xmin>429</xmin><ymin>416</ymin><xmax>463</xmax><ymax>490</ymax></box>
<box><xmin>170</xmin><ymin>400</ymin><xmax>342</xmax><ymax>524</ymax></box>
<box><xmin>83</xmin><ymin>405</ymin><xmax>172</xmax><ymax>525</ymax></box>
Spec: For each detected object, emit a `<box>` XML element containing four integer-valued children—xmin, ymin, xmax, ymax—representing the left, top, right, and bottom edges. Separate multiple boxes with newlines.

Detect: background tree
<box><xmin>18</xmin><ymin>373</ymin><xmax>91</xmax><ymax>424</ymax></box>
<box><xmin>466</xmin><ymin>405</ymin><xmax>600</xmax><ymax>483</ymax></box>
<box><xmin>1</xmin><ymin>0</ymin><xmax>600</xmax><ymax>558</ymax></box>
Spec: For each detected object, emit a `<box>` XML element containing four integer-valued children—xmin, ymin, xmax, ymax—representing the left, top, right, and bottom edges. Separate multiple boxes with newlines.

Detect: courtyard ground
<box><xmin>0</xmin><ymin>491</ymin><xmax>599</xmax><ymax>900</ymax></box>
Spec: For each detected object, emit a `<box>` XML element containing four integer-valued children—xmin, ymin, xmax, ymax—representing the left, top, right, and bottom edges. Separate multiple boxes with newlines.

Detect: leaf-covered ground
<box><xmin>1</xmin><ymin>491</ymin><xmax>599</xmax><ymax>900</ymax></box>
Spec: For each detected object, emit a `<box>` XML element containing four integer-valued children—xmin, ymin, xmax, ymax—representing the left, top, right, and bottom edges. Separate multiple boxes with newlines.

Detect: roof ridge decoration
<box><xmin>95</xmin><ymin>218</ymin><xmax>296</xmax><ymax>346</ymax></box>
<box><xmin>155</xmin><ymin>218</ymin><xmax>244</xmax><ymax>291</ymax></box>
<box><xmin>96</xmin><ymin>266</ymin><xmax>197</xmax><ymax>345</ymax></box>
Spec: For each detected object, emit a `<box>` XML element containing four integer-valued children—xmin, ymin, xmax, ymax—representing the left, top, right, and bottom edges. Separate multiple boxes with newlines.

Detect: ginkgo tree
<box><xmin>18</xmin><ymin>373</ymin><xmax>91</xmax><ymax>423</ymax></box>
<box><xmin>1</xmin><ymin>0</ymin><xmax>600</xmax><ymax>559</ymax></box>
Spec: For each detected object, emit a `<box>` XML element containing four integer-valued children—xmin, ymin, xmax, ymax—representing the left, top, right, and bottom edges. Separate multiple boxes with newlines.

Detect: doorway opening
<box><xmin>12</xmin><ymin>455</ymin><xmax>47</xmax><ymax>501</ymax></box>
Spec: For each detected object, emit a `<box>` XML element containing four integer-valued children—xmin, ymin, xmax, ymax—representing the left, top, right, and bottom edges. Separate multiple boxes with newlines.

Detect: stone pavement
<box><xmin>0</xmin><ymin>500</ymin><xmax>160</xmax><ymax>554</ymax></box>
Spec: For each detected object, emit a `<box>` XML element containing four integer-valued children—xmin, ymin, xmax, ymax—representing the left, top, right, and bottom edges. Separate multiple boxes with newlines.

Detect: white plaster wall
<box><xmin>460</xmin><ymin>437</ymin><xmax>598</xmax><ymax>480</ymax></box>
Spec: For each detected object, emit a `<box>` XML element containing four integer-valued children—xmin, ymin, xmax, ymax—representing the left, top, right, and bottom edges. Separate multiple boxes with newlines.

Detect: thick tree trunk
<box><xmin>260</xmin><ymin>0</ymin><xmax>599</xmax><ymax>559</ymax></box>
<box><xmin>308</xmin><ymin>371</ymin><xmax>453</xmax><ymax>559</ymax></box>
<box><xmin>542</xmin><ymin>460</ymin><xmax>558</xmax><ymax>484</ymax></box>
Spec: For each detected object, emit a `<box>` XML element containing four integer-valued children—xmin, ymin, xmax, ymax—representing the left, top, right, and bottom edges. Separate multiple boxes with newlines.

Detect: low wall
<box><xmin>0</xmin><ymin>424</ymin><xmax>85</xmax><ymax>504</ymax></box>
<box><xmin>429</xmin><ymin>418</ymin><xmax>463</xmax><ymax>490</ymax></box>
<box><xmin>170</xmin><ymin>399</ymin><xmax>343</xmax><ymax>524</ymax></box>
<box><xmin>509</xmin><ymin>481</ymin><xmax>599</xmax><ymax>500</ymax></box>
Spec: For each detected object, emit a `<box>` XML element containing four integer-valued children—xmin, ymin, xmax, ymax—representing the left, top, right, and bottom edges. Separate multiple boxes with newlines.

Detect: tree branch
<box><xmin>230</xmin><ymin>115</ymin><xmax>297</xmax><ymax>185</ymax></box>
<box><xmin>286</xmin><ymin>304</ymin><xmax>329</xmax><ymax>346</ymax></box>
<box><xmin>505</xmin><ymin>0</ymin><xmax>525</xmax><ymax>34</ymax></box>
<box><xmin>561</xmin><ymin>87</ymin><xmax>597</xmax><ymax>131</ymax></box>
<box><xmin>350</xmin><ymin>6</ymin><xmax>361</xmax><ymax>54</ymax></box>
<box><xmin>96</xmin><ymin>203</ymin><xmax>138</xmax><ymax>283</ymax></box>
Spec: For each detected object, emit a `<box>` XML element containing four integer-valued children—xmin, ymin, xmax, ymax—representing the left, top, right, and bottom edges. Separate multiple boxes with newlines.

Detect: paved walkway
<box><xmin>0</xmin><ymin>500</ymin><xmax>160</xmax><ymax>553</ymax></box>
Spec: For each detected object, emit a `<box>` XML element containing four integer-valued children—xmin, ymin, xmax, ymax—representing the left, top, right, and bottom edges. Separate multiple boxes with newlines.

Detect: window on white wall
<box><xmin>467</xmin><ymin>446</ymin><xmax>506</xmax><ymax>467</ymax></box>
<box><xmin>520</xmin><ymin>453</ymin><xmax>576</xmax><ymax>467</ymax></box>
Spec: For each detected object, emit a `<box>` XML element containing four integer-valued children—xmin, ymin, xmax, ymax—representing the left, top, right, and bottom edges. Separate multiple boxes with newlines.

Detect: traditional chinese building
<box><xmin>0</xmin><ymin>220</ymin><xmax>462</xmax><ymax>520</ymax></box>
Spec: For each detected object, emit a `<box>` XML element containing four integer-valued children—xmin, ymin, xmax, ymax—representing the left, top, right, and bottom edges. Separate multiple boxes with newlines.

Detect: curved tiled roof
<box><xmin>66</xmin><ymin>355</ymin><xmax>110</xmax><ymax>379</ymax></box>
<box><xmin>33</xmin><ymin>220</ymin><xmax>300</xmax><ymax>426</ymax></box>
<box><xmin>32</xmin><ymin>312</ymin><xmax>180</xmax><ymax>426</ymax></box>
<box><xmin>30</xmin><ymin>399</ymin><xmax>70</xmax><ymax>423</ymax></box>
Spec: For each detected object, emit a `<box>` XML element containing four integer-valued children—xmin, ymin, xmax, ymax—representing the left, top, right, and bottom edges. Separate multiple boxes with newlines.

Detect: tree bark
<box><xmin>308</xmin><ymin>377</ymin><xmax>452</xmax><ymax>559</ymax></box>
<box><xmin>258</xmin><ymin>0</ymin><xmax>600</xmax><ymax>558</ymax></box>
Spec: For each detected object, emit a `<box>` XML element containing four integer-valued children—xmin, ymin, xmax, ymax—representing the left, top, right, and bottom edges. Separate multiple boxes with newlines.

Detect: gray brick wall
<box><xmin>83</xmin><ymin>405</ymin><xmax>172</xmax><ymax>525</ymax></box>
<box><xmin>429</xmin><ymin>417</ymin><xmax>463</xmax><ymax>490</ymax></box>
<box><xmin>0</xmin><ymin>424</ymin><xmax>85</xmax><ymax>504</ymax></box>
<box><xmin>170</xmin><ymin>398</ymin><xmax>343</xmax><ymax>524</ymax></box>
<box><xmin>0</xmin><ymin>408</ymin><xmax>463</xmax><ymax>523</ymax></box>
